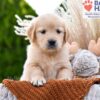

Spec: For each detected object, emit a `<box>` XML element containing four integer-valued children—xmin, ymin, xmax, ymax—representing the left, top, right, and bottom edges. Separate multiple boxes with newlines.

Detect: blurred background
<box><xmin>0</xmin><ymin>0</ymin><xmax>37</xmax><ymax>82</ymax></box>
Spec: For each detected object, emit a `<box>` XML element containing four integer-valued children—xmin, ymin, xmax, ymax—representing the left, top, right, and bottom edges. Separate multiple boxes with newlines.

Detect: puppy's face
<box><xmin>28</xmin><ymin>14</ymin><xmax>69</xmax><ymax>53</ymax></box>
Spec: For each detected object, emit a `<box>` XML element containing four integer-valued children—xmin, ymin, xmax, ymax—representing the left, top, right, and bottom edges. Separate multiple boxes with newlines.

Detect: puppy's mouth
<box><xmin>47</xmin><ymin>45</ymin><xmax>57</xmax><ymax>49</ymax></box>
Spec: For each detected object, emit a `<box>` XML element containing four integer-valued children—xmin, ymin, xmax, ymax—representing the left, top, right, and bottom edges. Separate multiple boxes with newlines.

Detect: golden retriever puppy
<box><xmin>20</xmin><ymin>14</ymin><xmax>73</xmax><ymax>86</ymax></box>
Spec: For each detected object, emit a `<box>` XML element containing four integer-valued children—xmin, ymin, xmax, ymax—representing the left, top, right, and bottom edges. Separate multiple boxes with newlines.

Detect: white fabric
<box><xmin>0</xmin><ymin>84</ymin><xmax>17</xmax><ymax>100</ymax></box>
<box><xmin>84</xmin><ymin>84</ymin><xmax>100</xmax><ymax>100</ymax></box>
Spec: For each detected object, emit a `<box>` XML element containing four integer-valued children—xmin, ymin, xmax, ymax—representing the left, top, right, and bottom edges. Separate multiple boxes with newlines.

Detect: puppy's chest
<box><xmin>40</xmin><ymin>57</ymin><xmax>66</xmax><ymax>79</ymax></box>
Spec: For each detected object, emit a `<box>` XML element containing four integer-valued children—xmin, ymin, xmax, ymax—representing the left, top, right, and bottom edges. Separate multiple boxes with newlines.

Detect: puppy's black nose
<box><xmin>48</xmin><ymin>39</ymin><xmax>56</xmax><ymax>48</ymax></box>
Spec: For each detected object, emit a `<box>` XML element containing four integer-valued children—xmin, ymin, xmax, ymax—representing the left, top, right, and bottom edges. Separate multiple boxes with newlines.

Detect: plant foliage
<box><xmin>0</xmin><ymin>0</ymin><xmax>37</xmax><ymax>82</ymax></box>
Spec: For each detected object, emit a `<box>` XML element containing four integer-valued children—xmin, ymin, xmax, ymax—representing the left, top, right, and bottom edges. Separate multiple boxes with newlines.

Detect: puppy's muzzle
<box><xmin>47</xmin><ymin>39</ymin><xmax>57</xmax><ymax>49</ymax></box>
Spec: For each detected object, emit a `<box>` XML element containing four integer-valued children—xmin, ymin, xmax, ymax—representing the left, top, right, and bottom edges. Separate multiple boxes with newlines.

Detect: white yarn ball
<box><xmin>72</xmin><ymin>50</ymin><xmax>99</xmax><ymax>77</ymax></box>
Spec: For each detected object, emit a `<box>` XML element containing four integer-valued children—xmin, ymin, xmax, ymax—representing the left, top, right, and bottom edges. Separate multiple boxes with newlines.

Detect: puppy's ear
<box><xmin>64</xmin><ymin>24</ymin><xmax>69</xmax><ymax>43</ymax></box>
<box><xmin>27</xmin><ymin>20</ymin><xmax>36</xmax><ymax>42</ymax></box>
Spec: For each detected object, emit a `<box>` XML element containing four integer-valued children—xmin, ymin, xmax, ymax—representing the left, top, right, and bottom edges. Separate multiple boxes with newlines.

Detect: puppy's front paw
<box><xmin>57</xmin><ymin>68</ymin><xmax>73</xmax><ymax>80</ymax></box>
<box><xmin>31</xmin><ymin>77</ymin><xmax>46</xmax><ymax>86</ymax></box>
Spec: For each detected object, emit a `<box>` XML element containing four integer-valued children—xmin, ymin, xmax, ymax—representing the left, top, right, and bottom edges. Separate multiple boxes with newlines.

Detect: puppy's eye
<box><xmin>40</xmin><ymin>30</ymin><xmax>46</xmax><ymax>34</ymax></box>
<box><xmin>56</xmin><ymin>29</ymin><xmax>62</xmax><ymax>34</ymax></box>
